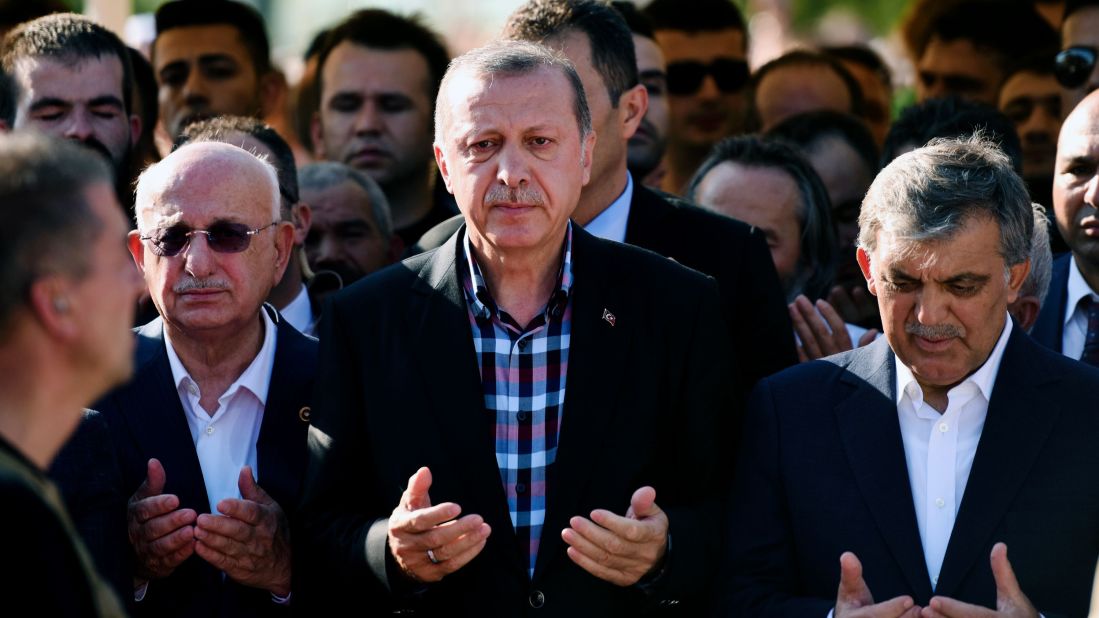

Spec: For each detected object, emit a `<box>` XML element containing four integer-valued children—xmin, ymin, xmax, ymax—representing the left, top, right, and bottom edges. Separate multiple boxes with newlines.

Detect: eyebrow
<box><xmin>940</xmin><ymin>273</ymin><xmax>990</xmax><ymax>285</ymax></box>
<box><xmin>639</xmin><ymin>69</ymin><xmax>666</xmax><ymax>80</ymax></box>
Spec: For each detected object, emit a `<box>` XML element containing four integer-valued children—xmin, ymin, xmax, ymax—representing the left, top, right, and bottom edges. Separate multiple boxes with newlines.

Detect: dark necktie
<box><xmin>1082</xmin><ymin>297</ymin><xmax>1099</xmax><ymax>367</ymax></box>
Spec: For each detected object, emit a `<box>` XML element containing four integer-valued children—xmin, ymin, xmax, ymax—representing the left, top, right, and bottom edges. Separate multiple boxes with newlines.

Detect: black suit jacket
<box><xmin>718</xmin><ymin>329</ymin><xmax>1099</xmax><ymax>617</ymax></box>
<box><xmin>299</xmin><ymin>225</ymin><xmax>734</xmax><ymax>616</ymax></box>
<box><xmin>1031</xmin><ymin>252</ymin><xmax>1072</xmax><ymax>353</ymax></box>
<box><xmin>79</xmin><ymin>310</ymin><xmax>317</xmax><ymax>617</ymax></box>
<box><xmin>409</xmin><ymin>184</ymin><xmax>796</xmax><ymax>398</ymax></box>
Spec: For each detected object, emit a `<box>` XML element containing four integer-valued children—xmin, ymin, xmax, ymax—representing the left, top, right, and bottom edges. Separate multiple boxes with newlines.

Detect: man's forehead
<box><xmin>323</xmin><ymin>42</ymin><xmax>432</xmax><ymax>94</ymax></box>
<box><xmin>154</xmin><ymin>24</ymin><xmax>251</xmax><ymax>64</ymax></box>
<box><xmin>15</xmin><ymin>54</ymin><xmax>124</xmax><ymax>93</ymax></box>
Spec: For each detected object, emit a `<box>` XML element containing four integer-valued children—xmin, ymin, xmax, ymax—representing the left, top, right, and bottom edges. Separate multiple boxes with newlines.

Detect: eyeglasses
<box><xmin>140</xmin><ymin>221</ymin><xmax>278</xmax><ymax>257</ymax></box>
<box><xmin>1055</xmin><ymin>46</ymin><xmax>1097</xmax><ymax>89</ymax></box>
<box><xmin>665</xmin><ymin>59</ymin><xmax>750</xmax><ymax>95</ymax></box>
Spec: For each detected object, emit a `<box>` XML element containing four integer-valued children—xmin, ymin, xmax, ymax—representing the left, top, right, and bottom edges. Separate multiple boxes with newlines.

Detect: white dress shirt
<box><xmin>583</xmin><ymin>172</ymin><xmax>633</xmax><ymax>243</ymax></box>
<box><xmin>164</xmin><ymin>310</ymin><xmax>278</xmax><ymax>513</ymax></box>
<box><xmin>280</xmin><ymin>284</ymin><xmax>316</xmax><ymax>337</ymax></box>
<box><xmin>1062</xmin><ymin>255</ymin><xmax>1099</xmax><ymax>360</ymax></box>
<box><xmin>895</xmin><ymin>316</ymin><xmax>1012</xmax><ymax>591</ymax></box>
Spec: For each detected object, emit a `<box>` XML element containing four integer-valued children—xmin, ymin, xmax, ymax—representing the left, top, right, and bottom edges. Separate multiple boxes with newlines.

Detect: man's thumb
<box><xmin>136</xmin><ymin>458</ymin><xmax>166</xmax><ymax>499</ymax></box>
<box><xmin>237</xmin><ymin>466</ymin><xmax>268</xmax><ymax>503</ymax></box>
<box><xmin>405</xmin><ymin>466</ymin><xmax>433</xmax><ymax>510</ymax></box>
<box><xmin>837</xmin><ymin>552</ymin><xmax>873</xmax><ymax>606</ymax></box>
<box><xmin>627</xmin><ymin>486</ymin><xmax>659</xmax><ymax>519</ymax></box>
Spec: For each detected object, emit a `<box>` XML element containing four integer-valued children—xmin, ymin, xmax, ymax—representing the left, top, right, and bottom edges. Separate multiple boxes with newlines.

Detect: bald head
<box><xmin>1053</xmin><ymin>89</ymin><xmax>1099</xmax><ymax>270</ymax></box>
<box><xmin>135</xmin><ymin>141</ymin><xmax>279</xmax><ymax>231</ymax></box>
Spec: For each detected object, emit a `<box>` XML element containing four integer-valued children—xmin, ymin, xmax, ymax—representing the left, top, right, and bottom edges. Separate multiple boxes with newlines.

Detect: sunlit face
<box><xmin>755</xmin><ymin>64</ymin><xmax>853</xmax><ymax>131</ymax></box>
<box><xmin>693</xmin><ymin>161</ymin><xmax>803</xmax><ymax>293</ymax></box>
<box><xmin>655</xmin><ymin>28</ymin><xmax>747</xmax><ymax>150</ymax></box>
<box><xmin>916</xmin><ymin>36</ymin><xmax>1005</xmax><ymax>105</ymax></box>
<box><xmin>1053</xmin><ymin>95</ymin><xmax>1099</xmax><ymax>268</ymax></box>
<box><xmin>838</xmin><ymin>58</ymin><xmax>892</xmax><ymax>146</ymax></box>
<box><xmin>858</xmin><ymin>216</ymin><xmax>1027</xmax><ymax>394</ymax></box>
<box><xmin>628</xmin><ymin>34</ymin><xmax>669</xmax><ymax>177</ymax></box>
<box><xmin>14</xmin><ymin>55</ymin><xmax>138</xmax><ymax>172</ymax></box>
<box><xmin>129</xmin><ymin>146</ymin><xmax>292</xmax><ymax>339</ymax></box>
<box><xmin>998</xmin><ymin>71</ymin><xmax>1062</xmax><ymax>180</ymax></box>
<box><xmin>1061</xmin><ymin>6</ymin><xmax>1099</xmax><ymax>116</ymax></box>
<box><xmin>434</xmin><ymin>67</ymin><xmax>594</xmax><ymax>256</ymax></box>
<box><xmin>302</xmin><ymin>179</ymin><xmax>391</xmax><ymax>284</ymax></box>
<box><xmin>314</xmin><ymin>42</ymin><xmax>435</xmax><ymax>187</ymax></box>
<box><xmin>154</xmin><ymin>24</ymin><xmax>264</xmax><ymax>138</ymax></box>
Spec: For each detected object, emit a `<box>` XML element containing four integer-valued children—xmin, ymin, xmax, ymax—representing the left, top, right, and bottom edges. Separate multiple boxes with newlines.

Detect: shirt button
<box><xmin>205</xmin><ymin>426</ymin><xmax>215</xmax><ymax>435</ymax></box>
<box><xmin>518</xmin><ymin>339</ymin><xmax>528</xmax><ymax>350</ymax></box>
<box><xmin>938</xmin><ymin>422</ymin><xmax>949</xmax><ymax>433</ymax></box>
<box><xmin>516</xmin><ymin>483</ymin><xmax>527</xmax><ymax>494</ymax></box>
<box><xmin>528</xmin><ymin>589</ymin><xmax>545</xmax><ymax>608</ymax></box>
<box><xmin>517</xmin><ymin>411</ymin><xmax>529</xmax><ymax>422</ymax></box>
<box><xmin>187</xmin><ymin>383</ymin><xmax>198</xmax><ymax>396</ymax></box>
<box><xmin>935</xmin><ymin>497</ymin><xmax>945</xmax><ymax>508</ymax></box>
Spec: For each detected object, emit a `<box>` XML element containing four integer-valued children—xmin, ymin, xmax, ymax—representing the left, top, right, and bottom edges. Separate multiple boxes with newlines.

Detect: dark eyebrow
<box><xmin>87</xmin><ymin>95</ymin><xmax>125</xmax><ymax>110</ymax></box>
<box><xmin>28</xmin><ymin>97</ymin><xmax>72</xmax><ymax>112</ymax></box>
<box><xmin>886</xmin><ymin>268</ymin><xmax>919</xmax><ymax>281</ymax></box>
<box><xmin>1061</xmin><ymin>155</ymin><xmax>1096</xmax><ymax>168</ymax></box>
<box><xmin>197</xmin><ymin>53</ymin><xmax>240</xmax><ymax>66</ymax></box>
<box><xmin>940</xmin><ymin>273</ymin><xmax>990</xmax><ymax>285</ymax></box>
<box><xmin>639</xmin><ymin>69</ymin><xmax>666</xmax><ymax>80</ymax></box>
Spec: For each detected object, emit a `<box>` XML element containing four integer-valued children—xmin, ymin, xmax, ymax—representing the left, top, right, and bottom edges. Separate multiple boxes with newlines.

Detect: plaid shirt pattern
<box><xmin>460</xmin><ymin>223</ymin><xmax>574</xmax><ymax>579</ymax></box>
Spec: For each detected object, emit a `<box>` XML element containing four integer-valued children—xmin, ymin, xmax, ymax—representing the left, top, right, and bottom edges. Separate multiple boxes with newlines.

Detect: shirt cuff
<box><xmin>271</xmin><ymin>590</ymin><xmax>292</xmax><ymax>605</ymax></box>
<box><xmin>134</xmin><ymin>581</ymin><xmax>149</xmax><ymax>602</ymax></box>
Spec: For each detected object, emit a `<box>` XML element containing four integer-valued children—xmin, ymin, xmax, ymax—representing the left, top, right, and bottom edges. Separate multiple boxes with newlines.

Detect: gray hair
<box><xmin>0</xmin><ymin>131</ymin><xmax>112</xmax><ymax>335</ymax></box>
<box><xmin>434</xmin><ymin>40</ymin><xmax>592</xmax><ymax>145</ymax></box>
<box><xmin>858</xmin><ymin>133</ymin><xmax>1033</xmax><ymax>267</ymax></box>
<box><xmin>1020</xmin><ymin>203</ymin><xmax>1052</xmax><ymax>303</ymax></box>
<box><xmin>298</xmin><ymin>161</ymin><xmax>393</xmax><ymax>239</ymax></box>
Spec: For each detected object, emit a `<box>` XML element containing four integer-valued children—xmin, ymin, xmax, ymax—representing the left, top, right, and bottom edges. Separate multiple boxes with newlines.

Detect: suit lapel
<box><xmin>406</xmin><ymin>229</ymin><xmax>524</xmax><ymax>573</ymax></box>
<box><xmin>623</xmin><ymin>184</ymin><xmax>669</xmax><ymax>249</ymax></box>
<box><xmin>534</xmin><ymin>228</ymin><xmax>632</xmax><ymax>580</ymax></box>
<box><xmin>1030</xmin><ymin>254</ymin><xmax>1069</xmax><ymax>353</ymax></box>
<box><xmin>934</xmin><ymin>330</ymin><xmax>1063</xmax><ymax>597</ymax></box>
<box><xmin>835</xmin><ymin>338</ymin><xmax>934</xmax><ymax>599</ymax></box>
<box><xmin>118</xmin><ymin>320</ymin><xmax>210</xmax><ymax>512</ymax></box>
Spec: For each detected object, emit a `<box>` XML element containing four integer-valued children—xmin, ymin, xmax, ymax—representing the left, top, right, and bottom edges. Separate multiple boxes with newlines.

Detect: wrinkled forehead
<box><xmin>137</xmin><ymin>151</ymin><xmax>276</xmax><ymax>229</ymax></box>
<box><xmin>440</xmin><ymin>66</ymin><xmax>575</xmax><ymax>135</ymax></box>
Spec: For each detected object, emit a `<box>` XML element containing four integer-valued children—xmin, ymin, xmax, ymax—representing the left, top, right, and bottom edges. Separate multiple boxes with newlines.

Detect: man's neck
<box><xmin>572</xmin><ymin>163</ymin><xmax>628</xmax><ymax>227</ymax></box>
<box><xmin>1075</xmin><ymin>251</ymin><xmax>1099</xmax><ymax>297</ymax></box>
<box><xmin>0</xmin><ymin>345</ymin><xmax>84</xmax><ymax>470</ymax></box>
<box><xmin>662</xmin><ymin>143</ymin><xmax>711</xmax><ymax>196</ymax></box>
<box><xmin>165</xmin><ymin>313</ymin><xmax>266</xmax><ymax>411</ymax></box>
<box><xmin>268</xmin><ymin>249</ymin><xmax>303</xmax><ymax>310</ymax></box>
<box><xmin>470</xmin><ymin>229</ymin><xmax>564</xmax><ymax>329</ymax></box>
<box><xmin>384</xmin><ymin>166</ymin><xmax>434</xmax><ymax>232</ymax></box>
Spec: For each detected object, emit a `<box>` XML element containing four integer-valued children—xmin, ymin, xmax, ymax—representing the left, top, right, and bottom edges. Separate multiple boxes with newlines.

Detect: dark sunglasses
<box><xmin>140</xmin><ymin>221</ymin><xmax>278</xmax><ymax>257</ymax></box>
<box><xmin>665</xmin><ymin>59</ymin><xmax>750</xmax><ymax>95</ymax></box>
<box><xmin>1055</xmin><ymin>46</ymin><xmax>1097</xmax><ymax>89</ymax></box>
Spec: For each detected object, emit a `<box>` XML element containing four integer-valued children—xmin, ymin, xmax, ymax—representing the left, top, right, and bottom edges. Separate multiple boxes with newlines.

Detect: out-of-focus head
<box><xmin>612</xmin><ymin>1</ymin><xmax>668</xmax><ymax>182</ymax></box>
<box><xmin>858</xmin><ymin>134</ymin><xmax>1032</xmax><ymax>393</ymax></box>
<box><xmin>131</xmin><ymin>141</ymin><xmax>293</xmax><ymax>339</ymax></box>
<box><xmin>127</xmin><ymin>47</ymin><xmax>160</xmax><ymax>169</ymax></box>
<box><xmin>153</xmin><ymin>0</ymin><xmax>274</xmax><ymax>138</ymax></box>
<box><xmin>687</xmin><ymin>135</ymin><xmax>837</xmax><ymax>302</ymax></box>
<box><xmin>433</xmin><ymin>40</ymin><xmax>594</xmax><ymax>257</ymax></box>
<box><xmin>824</xmin><ymin>44</ymin><xmax>893</xmax><ymax>146</ymax></box>
<box><xmin>1052</xmin><ymin>89</ymin><xmax>1099</xmax><ymax>269</ymax></box>
<box><xmin>1057</xmin><ymin>0</ymin><xmax>1099</xmax><ymax>115</ymax></box>
<box><xmin>644</xmin><ymin>0</ymin><xmax>748</xmax><ymax>152</ymax></box>
<box><xmin>1009</xmin><ymin>203</ymin><xmax>1053</xmax><ymax>332</ymax></box>
<box><xmin>0</xmin><ymin>131</ymin><xmax>141</xmax><ymax>394</ymax></box>
<box><xmin>299</xmin><ymin>161</ymin><xmax>394</xmax><ymax>285</ymax></box>
<box><xmin>2</xmin><ymin>13</ymin><xmax>138</xmax><ymax>173</ymax></box>
<box><xmin>998</xmin><ymin>52</ymin><xmax>1062</xmax><ymax>184</ymax></box>
<box><xmin>751</xmin><ymin>50</ymin><xmax>864</xmax><ymax>132</ymax></box>
<box><xmin>312</xmin><ymin>9</ymin><xmax>448</xmax><ymax>189</ymax></box>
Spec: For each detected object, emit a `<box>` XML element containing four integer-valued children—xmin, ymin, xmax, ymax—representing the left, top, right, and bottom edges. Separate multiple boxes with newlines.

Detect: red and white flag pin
<box><xmin>602</xmin><ymin>308</ymin><xmax>616</xmax><ymax>326</ymax></box>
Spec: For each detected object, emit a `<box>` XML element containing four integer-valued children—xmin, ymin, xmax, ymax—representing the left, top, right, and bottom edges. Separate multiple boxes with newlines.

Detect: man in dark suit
<box><xmin>0</xmin><ymin>133</ymin><xmax>142</xmax><ymax>615</ymax></box>
<box><xmin>67</xmin><ymin>141</ymin><xmax>316</xmax><ymax>617</ymax></box>
<box><xmin>1031</xmin><ymin>89</ymin><xmax>1099</xmax><ymax>360</ymax></box>
<box><xmin>299</xmin><ymin>40</ymin><xmax>732</xmax><ymax>615</ymax></box>
<box><xmin>410</xmin><ymin>0</ymin><xmax>795</xmax><ymax>397</ymax></box>
<box><xmin>719</xmin><ymin>135</ymin><xmax>1099</xmax><ymax>617</ymax></box>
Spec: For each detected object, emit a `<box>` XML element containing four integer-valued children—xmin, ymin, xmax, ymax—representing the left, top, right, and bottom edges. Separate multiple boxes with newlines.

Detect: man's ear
<box><xmin>618</xmin><ymin>83</ymin><xmax>648</xmax><ymax>141</ymax></box>
<box><xmin>129</xmin><ymin>114</ymin><xmax>142</xmax><ymax>148</ymax></box>
<box><xmin>1005</xmin><ymin>258</ymin><xmax>1031</xmax><ymax>305</ymax></box>
<box><xmin>258</xmin><ymin>70</ymin><xmax>285</xmax><ymax>119</ymax></box>
<box><xmin>291</xmin><ymin>203</ymin><xmax>312</xmax><ymax>245</ymax></box>
<box><xmin>127</xmin><ymin>230</ymin><xmax>146</xmax><ymax>273</ymax></box>
<box><xmin>27</xmin><ymin>276</ymin><xmax>78</xmax><ymax>341</ymax></box>
<box><xmin>856</xmin><ymin>247</ymin><xmax>877</xmax><ymax>296</ymax></box>
<box><xmin>271</xmin><ymin>221</ymin><xmax>296</xmax><ymax>286</ymax></box>
<box><xmin>1009</xmin><ymin>295</ymin><xmax>1041</xmax><ymax>332</ymax></box>
<box><xmin>434</xmin><ymin>143</ymin><xmax>454</xmax><ymax>194</ymax></box>
<box><xmin>580</xmin><ymin>130</ymin><xmax>597</xmax><ymax>187</ymax></box>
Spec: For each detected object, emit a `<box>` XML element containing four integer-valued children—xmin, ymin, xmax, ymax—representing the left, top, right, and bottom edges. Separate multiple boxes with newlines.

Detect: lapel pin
<box><xmin>298</xmin><ymin>406</ymin><xmax>311</xmax><ymax>422</ymax></box>
<box><xmin>602</xmin><ymin>308</ymin><xmax>616</xmax><ymax>327</ymax></box>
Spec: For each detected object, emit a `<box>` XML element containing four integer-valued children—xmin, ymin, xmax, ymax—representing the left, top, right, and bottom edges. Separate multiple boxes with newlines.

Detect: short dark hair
<box><xmin>0</xmin><ymin>132</ymin><xmax>112</xmax><ymax>335</ymax></box>
<box><xmin>1</xmin><ymin>13</ymin><xmax>135</xmax><ymax>114</ymax></box>
<box><xmin>317</xmin><ymin>9</ymin><xmax>449</xmax><ymax>108</ymax></box>
<box><xmin>1002</xmin><ymin>48</ymin><xmax>1058</xmax><ymax>82</ymax></box>
<box><xmin>644</xmin><ymin>0</ymin><xmax>746</xmax><ymax>36</ymax></box>
<box><xmin>504</xmin><ymin>0</ymin><xmax>638</xmax><ymax>107</ymax></box>
<box><xmin>687</xmin><ymin>135</ymin><xmax>838</xmax><ymax>302</ymax></box>
<box><xmin>766</xmin><ymin>110</ymin><xmax>880</xmax><ymax>177</ymax></box>
<box><xmin>882</xmin><ymin>96</ymin><xmax>1023</xmax><ymax>173</ymax></box>
<box><xmin>752</xmin><ymin>50</ymin><xmax>866</xmax><ymax>119</ymax></box>
<box><xmin>128</xmin><ymin>47</ymin><xmax>158</xmax><ymax>140</ymax></box>
<box><xmin>824</xmin><ymin>44</ymin><xmax>892</xmax><ymax>93</ymax></box>
<box><xmin>174</xmin><ymin>115</ymin><xmax>299</xmax><ymax>216</ymax></box>
<box><xmin>304</xmin><ymin>27</ymin><xmax>331</xmax><ymax>61</ymax></box>
<box><xmin>155</xmin><ymin>0</ymin><xmax>272</xmax><ymax>76</ymax></box>
<box><xmin>610</xmin><ymin>1</ymin><xmax>654</xmax><ymax>40</ymax></box>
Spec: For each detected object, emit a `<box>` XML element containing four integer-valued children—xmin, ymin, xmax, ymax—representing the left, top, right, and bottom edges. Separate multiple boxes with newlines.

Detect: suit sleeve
<box><xmin>712</xmin><ymin>378</ymin><xmax>833</xmax><ymax>617</ymax></box>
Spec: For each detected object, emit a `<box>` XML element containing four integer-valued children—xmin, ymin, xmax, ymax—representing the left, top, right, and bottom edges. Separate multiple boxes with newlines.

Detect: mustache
<box><xmin>905</xmin><ymin>322</ymin><xmax>965</xmax><ymax>340</ymax></box>
<box><xmin>484</xmin><ymin>184</ymin><xmax>545</xmax><ymax>207</ymax></box>
<box><xmin>173</xmin><ymin>277</ymin><xmax>230</xmax><ymax>293</ymax></box>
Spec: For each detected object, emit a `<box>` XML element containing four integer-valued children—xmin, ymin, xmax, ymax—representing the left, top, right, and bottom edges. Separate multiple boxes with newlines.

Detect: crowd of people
<box><xmin>2</xmin><ymin>0</ymin><xmax>1099</xmax><ymax>615</ymax></box>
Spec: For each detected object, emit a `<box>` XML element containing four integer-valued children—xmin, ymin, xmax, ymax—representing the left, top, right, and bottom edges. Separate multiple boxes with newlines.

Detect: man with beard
<box><xmin>1</xmin><ymin>13</ymin><xmax>140</xmax><ymax>208</ymax></box>
<box><xmin>152</xmin><ymin>0</ymin><xmax>279</xmax><ymax>142</ymax></box>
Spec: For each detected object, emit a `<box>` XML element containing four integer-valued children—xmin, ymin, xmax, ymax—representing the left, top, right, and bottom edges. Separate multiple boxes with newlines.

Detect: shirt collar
<box><xmin>279</xmin><ymin>284</ymin><xmax>314</xmax><ymax>335</ymax></box>
<box><xmin>583</xmin><ymin>172</ymin><xmax>633</xmax><ymax>243</ymax></box>
<box><xmin>894</xmin><ymin>315</ymin><xmax>1013</xmax><ymax>408</ymax></box>
<box><xmin>164</xmin><ymin>308</ymin><xmax>279</xmax><ymax>407</ymax></box>
<box><xmin>1065</xmin><ymin>255</ymin><xmax>1099</xmax><ymax>328</ymax></box>
<box><xmin>461</xmin><ymin>221</ymin><xmax>574</xmax><ymax>321</ymax></box>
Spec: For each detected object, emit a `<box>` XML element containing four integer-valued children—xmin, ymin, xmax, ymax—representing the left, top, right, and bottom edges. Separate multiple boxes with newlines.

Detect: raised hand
<box><xmin>835</xmin><ymin>552</ymin><xmax>921</xmax><ymax>618</ymax></box>
<box><xmin>920</xmin><ymin>544</ymin><xmax>1038</xmax><ymax>618</ymax></box>
<box><xmin>128</xmin><ymin>458</ymin><xmax>197</xmax><ymax>582</ymax></box>
<box><xmin>561</xmin><ymin>486</ymin><xmax>669</xmax><ymax>586</ymax></box>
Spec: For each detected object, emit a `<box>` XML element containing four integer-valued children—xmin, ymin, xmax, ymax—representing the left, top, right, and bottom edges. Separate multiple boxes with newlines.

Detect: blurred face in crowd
<box><xmin>916</xmin><ymin>35</ymin><xmax>1005</xmax><ymax>105</ymax></box>
<box><xmin>154</xmin><ymin>24</ymin><xmax>267</xmax><ymax>138</ymax></box>
<box><xmin>755</xmin><ymin>65</ymin><xmax>852</xmax><ymax>131</ymax></box>
<box><xmin>1053</xmin><ymin>91</ymin><xmax>1099</xmax><ymax>268</ymax></box>
<box><xmin>837</xmin><ymin>58</ymin><xmax>892</xmax><ymax>145</ymax></box>
<box><xmin>693</xmin><ymin>161</ymin><xmax>803</xmax><ymax>291</ymax></box>
<box><xmin>654</xmin><ymin>27</ymin><xmax>748</xmax><ymax>152</ymax></box>
<box><xmin>302</xmin><ymin>178</ymin><xmax>393</xmax><ymax>284</ymax></box>
<box><xmin>434</xmin><ymin>66</ymin><xmax>594</xmax><ymax>255</ymax></box>
<box><xmin>805</xmin><ymin>135</ymin><xmax>873</xmax><ymax>283</ymax></box>
<box><xmin>998</xmin><ymin>70</ymin><xmax>1062</xmax><ymax>181</ymax></box>
<box><xmin>628</xmin><ymin>33</ymin><xmax>669</xmax><ymax>179</ymax></box>
<box><xmin>130</xmin><ymin>143</ymin><xmax>293</xmax><ymax>338</ymax></box>
<box><xmin>13</xmin><ymin>55</ymin><xmax>139</xmax><ymax>173</ymax></box>
<box><xmin>1061</xmin><ymin>6</ymin><xmax>1099</xmax><ymax>116</ymax></box>
<box><xmin>313</xmin><ymin>42</ymin><xmax>435</xmax><ymax>189</ymax></box>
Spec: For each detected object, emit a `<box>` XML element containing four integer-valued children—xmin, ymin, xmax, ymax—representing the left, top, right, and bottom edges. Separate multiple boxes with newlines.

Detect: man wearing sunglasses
<box><xmin>1056</xmin><ymin>0</ymin><xmax>1099</xmax><ymax>116</ymax></box>
<box><xmin>73</xmin><ymin>141</ymin><xmax>317</xmax><ymax>617</ymax></box>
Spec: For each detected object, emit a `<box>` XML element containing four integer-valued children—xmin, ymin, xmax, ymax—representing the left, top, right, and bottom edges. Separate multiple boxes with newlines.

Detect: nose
<box><xmin>697</xmin><ymin>74</ymin><xmax>721</xmax><ymax>99</ymax></box>
<box><xmin>495</xmin><ymin>142</ymin><xmax>531</xmax><ymax>188</ymax></box>
<box><xmin>354</xmin><ymin>101</ymin><xmax>382</xmax><ymax>136</ymax></box>
<box><xmin>63</xmin><ymin>108</ymin><xmax>94</xmax><ymax>142</ymax></box>
<box><xmin>181</xmin><ymin>233</ymin><xmax>218</xmax><ymax>278</ymax></box>
<box><xmin>315</xmin><ymin>233</ymin><xmax>343</xmax><ymax>264</ymax></box>
<box><xmin>913</xmin><ymin>283</ymin><xmax>949</xmax><ymax>327</ymax></box>
<box><xmin>181</xmin><ymin>67</ymin><xmax>209</xmax><ymax>106</ymax></box>
<box><xmin>1085</xmin><ymin>172</ymin><xmax>1099</xmax><ymax>210</ymax></box>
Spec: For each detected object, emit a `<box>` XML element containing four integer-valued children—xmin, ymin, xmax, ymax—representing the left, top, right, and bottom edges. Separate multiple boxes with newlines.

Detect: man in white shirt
<box><xmin>74</xmin><ymin>141</ymin><xmax>318</xmax><ymax>617</ymax></box>
<box><xmin>719</xmin><ymin>135</ymin><xmax>1099</xmax><ymax>616</ymax></box>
